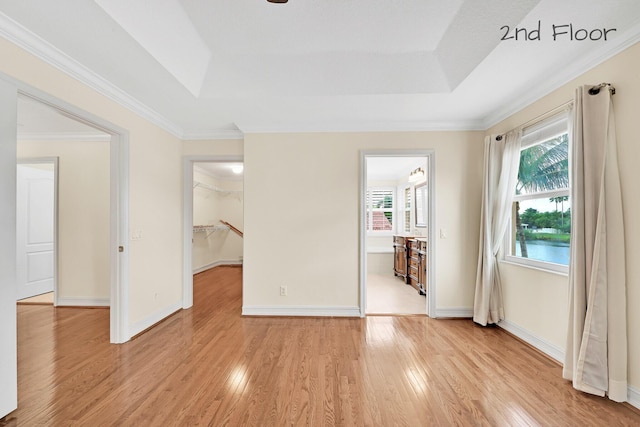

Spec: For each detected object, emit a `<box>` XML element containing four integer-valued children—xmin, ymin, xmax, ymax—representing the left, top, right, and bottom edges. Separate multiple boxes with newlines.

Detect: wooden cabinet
<box><xmin>407</xmin><ymin>238</ymin><xmax>427</xmax><ymax>295</ymax></box>
<box><xmin>394</xmin><ymin>235</ymin><xmax>427</xmax><ymax>294</ymax></box>
<box><xmin>393</xmin><ymin>235</ymin><xmax>411</xmax><ymax>282</ymax></box>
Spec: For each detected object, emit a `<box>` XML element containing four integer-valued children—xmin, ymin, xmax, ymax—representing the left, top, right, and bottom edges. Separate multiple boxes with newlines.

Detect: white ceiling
<box><xmin>3</xmin><ymin>0</ymin><xmax>640</xmax><ymax>138</ymax></box>
<box><xmin>195</xmin><ymin>162</ymin><xmax>244</xmax><ymax>182</ymax></box>
<box><xmin>367</xmin><ymin>157</ymin><xmax>426</xmax><ymax>181</ymax></box>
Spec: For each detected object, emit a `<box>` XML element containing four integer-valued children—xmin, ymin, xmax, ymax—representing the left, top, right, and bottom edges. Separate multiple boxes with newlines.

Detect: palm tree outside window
<box><xmin>505</xmin><ymin>113</ymin><xmax>571</xmax><ymax>273</ymax></box>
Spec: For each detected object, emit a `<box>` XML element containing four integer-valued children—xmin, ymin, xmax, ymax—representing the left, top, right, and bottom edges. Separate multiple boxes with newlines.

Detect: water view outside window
<box><xmin>513</xmin><ymin>196</ymin><xmax>570</xmax><ymax>265</ymax></box>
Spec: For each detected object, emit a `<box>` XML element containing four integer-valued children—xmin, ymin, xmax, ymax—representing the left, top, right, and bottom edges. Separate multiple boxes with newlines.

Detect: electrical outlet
<box><xmin>440</xmin><ymin>228</ymin><xmax>447</xmax><ymax>239</ymax></box>
<box><xmin>280</xmin><ymin>286</ymin><xmax>287</xmax><ymax>296</ymax></box>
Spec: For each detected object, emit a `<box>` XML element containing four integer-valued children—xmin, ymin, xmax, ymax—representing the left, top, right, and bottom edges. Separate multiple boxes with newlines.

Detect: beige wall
<box><xmin>487</xmin><ymin>42</ymin><xmax>640</xmax><ymax>391</ymax></box>
<box><xmin>243</xmin><ymin>131</ymin><xmax>483</xmax><ymax>310</ymax></box>
<box><xmin>192</xmin><ymin>169</ymin><xmax>243</xmax><ymax>271</ymax></box>
<box><xmin>182</xmin><ymin>139</ymin><xmax>243</xmax><ymax>157</ymax></box>
<box><xmin>0</xmin><ymin>37</ymin><xmax>183</xmax><ymax>331</ymax></box>
<box><xmin>18</xmin><ymin>140</ymin><xmax>110</xmax><ymax>301</ymax></box>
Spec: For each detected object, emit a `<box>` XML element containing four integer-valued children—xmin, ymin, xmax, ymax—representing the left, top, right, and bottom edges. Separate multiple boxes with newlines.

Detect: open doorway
<box><xmin>17</xmin><ymin>95</ymin><xmax>111</xmax><ymax>308</ymax></box>
<box><xmin>15</xmin><ymin>91</ymin><xmax>129</xmax><ymax>343</ymax></box>
<box><xmin>16</xmin><ymin>159</ymin><xmax>57</xmax><ymax>304</ymax></box>
<box><xmin>183</xmin><ymin>156</ymin><xmax>244</xmax><ymax>309</ymax></box>
<box><xmin>360</xmin><ymin>151</ymin><xmax>435</xmax><ymax>317</ymax></box>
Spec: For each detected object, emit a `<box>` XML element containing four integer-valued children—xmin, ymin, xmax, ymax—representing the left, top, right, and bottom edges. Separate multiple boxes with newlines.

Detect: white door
<box><xmin>0</xmin><ymin>76</ymin><xmax>18</xmax><ymax>418</ymax></box>
<box><xmin>16</xmin><ymin>163</ymin><xmax>55</xmax><ymax>300</ymax></box>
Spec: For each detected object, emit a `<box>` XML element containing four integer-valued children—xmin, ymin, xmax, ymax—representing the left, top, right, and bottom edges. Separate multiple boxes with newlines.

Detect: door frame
<box><xmin>11</xmin><ymin>83</ymin><xmax>130</xmax><ymax>344</ymax></box>
<box><xmin>182</xmin><ymin>155</ymin><xmax>244</xmax><ymax>309</ymax></box>
<box><xmin>16</xmin><ymin>157</ymin><xmax>59</xmax><ymax>303</ymax></box>
<box><xmin>360</xmin><ymin>150</ymin><xmax>436</xmax><ymax>318</ymax></box>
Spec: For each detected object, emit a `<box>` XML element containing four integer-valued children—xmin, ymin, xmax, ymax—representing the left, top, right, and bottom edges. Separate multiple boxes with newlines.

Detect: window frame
<box><xmin>403</xmin><ymin>186</ymin><xmax>411</xmax><ymax>233</ymax></box>
<box><xmin>502</xmin><ymin>117</ymin><xmax>570</xmax><ymax>275</ymax></box>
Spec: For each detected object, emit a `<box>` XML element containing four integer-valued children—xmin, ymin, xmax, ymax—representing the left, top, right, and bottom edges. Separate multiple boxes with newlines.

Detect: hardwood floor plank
<box><xmin>7</xmin><ymin>265</ymin><xmax>640</xmax><ymax>426</ymax></box>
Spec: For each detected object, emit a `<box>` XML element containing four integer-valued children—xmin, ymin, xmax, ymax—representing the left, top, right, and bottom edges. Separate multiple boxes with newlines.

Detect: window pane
<box><xmin>366</xmin><ymin>188</ymin><xmax>394</xmax><ymax>232</ymax></box>
<box><xmin>516</xmin><ymin>134</ymin><xmax>569</xmax><ymax>195</ymax></box>
<box><xmin>512</xmin><ymin>196</ymin><xmax>570</xmax><ymax>265</ymax></box>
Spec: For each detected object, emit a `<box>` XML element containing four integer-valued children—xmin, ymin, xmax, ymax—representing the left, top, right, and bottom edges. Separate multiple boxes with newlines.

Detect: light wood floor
<box><xmin>5</xmin><ymin>266</ymin><xmax>640</xmax><ymax>426</ymax></box>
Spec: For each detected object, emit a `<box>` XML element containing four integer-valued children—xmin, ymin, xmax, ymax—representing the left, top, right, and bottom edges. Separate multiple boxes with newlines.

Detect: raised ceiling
<box><xmin>2</xmin><ymin>0</ymin><xmax>640</xmax><ymax>138</ymax></box>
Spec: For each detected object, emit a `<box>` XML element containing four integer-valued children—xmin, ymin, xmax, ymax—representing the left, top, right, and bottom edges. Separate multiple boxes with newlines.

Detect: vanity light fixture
<box><xmin>409</xmin><ymin>167</ymin><xmax>425</xmax><ymax>182</ymax></box>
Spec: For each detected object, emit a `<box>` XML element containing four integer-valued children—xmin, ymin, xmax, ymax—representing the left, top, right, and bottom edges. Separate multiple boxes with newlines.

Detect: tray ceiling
<box><xmin>3</xmin><ymin>0</ymin><xmax>640</xmax><ymax>138</ymax></box>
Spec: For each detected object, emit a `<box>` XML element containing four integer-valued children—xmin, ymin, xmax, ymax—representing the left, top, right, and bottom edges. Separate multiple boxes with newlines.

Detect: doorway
<box><xmin>16</xmin><ymin>159</ymin><xmax>57</xmax><ymax>303</ymax></box>
<box><xmin>183</xmin><ymin>156</ymin><xmax>244</xmax><ymax>309</ymax></box>
<box><xmin>15</xmin><ymin>90</ymin><xmax>129</xmax><ymax>343</ymax></box>
<box><xmin>360</xmin><ymin>151</ymin><xmax>436</xmax><ymax>317</ymax></box>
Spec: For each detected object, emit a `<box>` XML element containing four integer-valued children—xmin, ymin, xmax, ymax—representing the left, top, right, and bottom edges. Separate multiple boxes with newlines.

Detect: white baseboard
<box><xmin>193</xmin><ymin>259</ymin><xmax>243</xmax><ymax>274</ymax></box>
<box><xmin>242</xmin><ymin>305</ymin><xmax>360</xmax><ymax>317</ymax></box>
<box><xmin>129</xmin><ymin>301</ymin><xmax>182</xmax><ymax>338</ymax></box>
<box><xmin>498</xmin><ymin>319</ymin><xmax>564</xmax><ymax>363</ymax></box>
<box><xmin>367</xmin><ymin>247</ymin><xmax>394</xmax><ymax>254</ymax></box>
<box><xmin>435</xmin><ymin>307</ymin><xmax>473</xmax><ymax>318</ymax></box>
<box><xmin>56</xmin><ymin>297</ymin><xmax>109</xmax><ymax>307</ymax></box>
<box><xmin>497</xmin><ymin>319</ymin><xmax>640</xmax><ymax>410</ymax></box>
<box><xmin>628</xmin><ymin>385</ymin><xmax>640</xmax><ymax>410</ymax></box>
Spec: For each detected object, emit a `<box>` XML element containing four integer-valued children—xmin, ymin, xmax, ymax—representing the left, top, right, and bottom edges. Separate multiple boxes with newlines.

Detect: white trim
<box><xmin>7</xmin><ymin>81</ymin><xmax>131</xmax><ymax>344</ymax></box>
<box><xmin>434</xmin><ymin>307</ymin><xmax>473</xmax><ymax>318</ymax></box>
<box><xmin>0</xmin><ymin>11</ymin><xmax>183</xmax><ymax>138</ymax></box>
<box><xmin>502</xmin><ymin>256</ymin><xmax>569</xmax><ymax>276</ymax></box>
<box><xmin>182</xmin><ymin>129</ymin><xmax>244</xmax><ymax>140</ymax></box>
<box><xmin>366</xmin><ymin>247</ymin><xmax>394</xmax><ymax>254</ymax></box>
<box><xmin>56</xmin><ymin>297</ymin><xmax>110</xmax><ymax>307</ymax></box>
<box><xmin>498</xmin><ymin>319</ymin><xmax>563</xmax><ymax>363</ymax></box>
<box><xmin>183</xmin><ymin>155</ymin><xmax>244</xmax><ymax>310</ymax></box>
<box><xmin>483</xmin><ymin>22</ymin><xmax>640</xmax><ymax>129</ymax></box>
<box><xmin>360</xmin><ymin>150</ymin><xmax>436</xmax><ymax>318</ymax></box>
<box><xmin>193</xmin><ymin>259</ymin><xmax>243</xmax><ymax>275</ymax></box>
<box><xmin>242</xmin><ymin>305</ymin><xmax>360</xmax><ymax>317</ymax></box>
<box><xmin>128</xmin><ymin>302</ymin><xmax>182</xmax><ymax>338</ymax></box>
<box><xmin>498</xmin><ymin>319</ymin><xmax>640</xmax><ymax>408</ymax></box>
<box><xmin>237</xmin><ymin>120</ymin><xmax>484</xmax><ymax>134</ymax></box>
<box><xmin>17</xmin><ymin>131</ymin><xmax>111</xmax><ymax>142</ymax></box>
<box><xmin>628</xmin><ymin>385</ymin><xmax>640</xmax><ymax>410</ymax></box>
<box><xmin>2</xmin><ymin>11</ymin><xmax>639</xmax><ymax>138</ymax></box>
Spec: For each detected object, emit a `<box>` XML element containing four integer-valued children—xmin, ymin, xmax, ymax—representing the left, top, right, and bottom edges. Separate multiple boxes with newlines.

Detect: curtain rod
<box><xmin>589</xmin><ymin>82</ymin><xmax>616</xmax><ymax>95</ymax></box>
<box><xmin>495</xmin><ymin>100</ymin><xmax>572</xmax><ymax>141</ymax></box>
<box><xmin>495</xmin><ymin>82</ymin><xmax>616</xmax><ymax>141</ymax></box>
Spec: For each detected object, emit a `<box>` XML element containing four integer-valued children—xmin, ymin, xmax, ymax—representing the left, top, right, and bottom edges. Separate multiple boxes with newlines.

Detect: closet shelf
<box><xmin>193</xmin><ymin>224</ymin><xmax>230</xmax><ymax>238</ymax></box>
<box><xmin>193</xmin><ymin>180</ymin><xmax>242</xmax><ymax>195</ymax></box>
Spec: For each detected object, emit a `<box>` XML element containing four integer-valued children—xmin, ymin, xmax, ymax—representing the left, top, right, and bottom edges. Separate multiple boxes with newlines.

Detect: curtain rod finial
<box><xmin>589</xmin><ymin>83</ymin><xmax>616</xmax><ymax>96</ymax></box>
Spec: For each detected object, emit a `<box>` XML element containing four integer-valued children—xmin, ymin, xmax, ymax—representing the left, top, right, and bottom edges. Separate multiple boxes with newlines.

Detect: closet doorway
<box><xmin>360</xmin><ymin>151</ymin><xmax>435</xmax><ymax>317</ymax></box>
<box><xmin>182</xmin><ymin>156</ymin><xmax>244</xmax><ymax>309</ymax></box>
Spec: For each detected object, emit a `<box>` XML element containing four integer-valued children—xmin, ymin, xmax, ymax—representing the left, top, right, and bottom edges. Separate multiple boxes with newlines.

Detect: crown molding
<box><xmin>17</xmin><ymin>131</ymin><xmax>111</xmax><ymax>142</ymax></box>
<box><xmin>237</xmin><ymin>119</ymin><xmax>485</xmax><ymax>134</ymax></box>
<box><xmin>482</xmin><ymin>23</ymin><xmax>640</xmax><ymax>129</ymax></box>
<box><xmin>182</xmin><ymin>129</ymin><xmax>244</xmax><ymax>140</ymax></box>
<box><xmin>0</xmin><ymin>11</ymin><xmax>184</xmax><ymax>138</ymax></box>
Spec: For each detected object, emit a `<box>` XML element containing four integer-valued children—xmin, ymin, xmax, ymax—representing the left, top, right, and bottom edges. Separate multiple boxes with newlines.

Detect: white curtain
<box><xmin>563</xmin><ymin>85</ymin><xmax>627</xmax><ymax>402</ymax></box>
<box><xmin>474</xmin><ymin>130</ymin><xmax>521</xmax><ymax>326</ymax></box>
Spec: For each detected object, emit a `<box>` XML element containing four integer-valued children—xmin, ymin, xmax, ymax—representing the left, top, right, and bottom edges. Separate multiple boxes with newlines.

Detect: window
<box><xmin>505</xmin><ymin>113</ymin><xmax>570</xmax><ymax>273</ymax></box>
<box><xmin>404</xmin><ymin>187</ymin><xmax>411</xmax><ymax>233</ymax></box>
<box><xmin>365</xmin><ymin>187</ymin><xmax>394</xmax><ymax>233</ymax></box>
